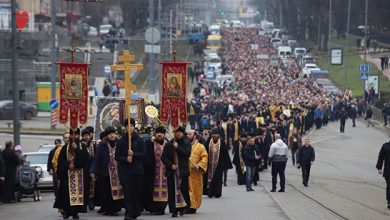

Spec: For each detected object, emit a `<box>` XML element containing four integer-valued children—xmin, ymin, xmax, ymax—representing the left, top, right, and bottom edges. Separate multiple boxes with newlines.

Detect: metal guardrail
<box><xmin>371</xmin><ymin>105</ymin><xmax>384</xmax><ymax>124</ymax></box>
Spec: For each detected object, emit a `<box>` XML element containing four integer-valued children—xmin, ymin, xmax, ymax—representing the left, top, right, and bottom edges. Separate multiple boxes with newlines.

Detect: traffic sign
<box><xmin>144</xmin><ymin>44</ymin><xmax>161</xmax><ymax>54</ymax></box>
<box><xmin>359</xmin><ymin>64</ymin><xmax>370</xmax><ymax>73</ymax></box>
<box><xmin>49</xmin><ymin>98</ymin><xmax>59</xmax><ymax>110</ymax></box>
<box><xmin>145</xmin><ymin>27</ymin><xmax>161</xmax><ymax>44</ymax></box>
<box><xmin>360</xmin><ymin>72</ymin><xmax>368</xmax><ymax>80</ymax></box>
<box><xmin>104</xmin><ymin>65</ymin><xmax>111</xmax><ymax>74</ymax></box>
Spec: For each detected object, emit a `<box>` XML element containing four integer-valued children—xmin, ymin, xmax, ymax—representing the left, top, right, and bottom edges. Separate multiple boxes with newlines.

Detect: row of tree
<box><xmin>257</xmin><ymin>0</ymin><xmax>390</xmax><ymax>51</ymax></box>
<box><xmin>83</xmin><ymin>0</ymin><xmax>181</xmax><ymax>34</ymax></box>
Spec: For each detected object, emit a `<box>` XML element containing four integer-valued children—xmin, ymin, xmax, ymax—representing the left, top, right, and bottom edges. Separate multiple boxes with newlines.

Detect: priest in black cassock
<box><xmin>203</xmin><ymin>128</ymin><xmax>233</xmax><ymax>198</ymax></box>
<box><xmin>54</xmin><ymin>129</ymin><xmax>89</xmax><ymax>219</ymax></box>
<box><xmin>161</xmin><ymin>126</ymin><xmax>191</xmax><ymax>217</ymax></box>
<box><xmin>116</xmin><ymin>118</ymin><xmax>146</xmax><ymax>220</ymax></box>
<box><xmin>144</xmin><ymin>126</ymin><xmax>169</xmax><ymax>215</ymax></box>
<box><xmin>232</xmin><ymin>133</ymin><xmax>247</xmax><ymax>185</ymax></box>
<box><xmin>90</xmin><ymin>126</ymin><xmax>123</xmax><ymax>216</ymax></box>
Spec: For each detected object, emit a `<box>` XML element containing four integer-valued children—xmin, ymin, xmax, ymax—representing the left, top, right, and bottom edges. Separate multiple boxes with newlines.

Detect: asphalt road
<box><xmin>0</xmin><ymin>117</ymin><xmax>390</xmax><ymax>219</ymax></box>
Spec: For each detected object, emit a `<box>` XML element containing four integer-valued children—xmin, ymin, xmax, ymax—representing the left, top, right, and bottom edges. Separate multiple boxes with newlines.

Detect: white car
<box><xmin>87</xmin><ymin>26</ymin><xmax>98</xmax><ymax>37</ymax></box>
<box><xmin>231</xmin><ymin>20</ymin><xmax>243</xmax><ymax>28</ymax></box>
<box><xmin>24</xmin><ymin>152</ymin><xmax>52</xmax><ymax>188</ymax></box>
<box><xmin>37</xmin><ymin>144</ymin><xmax>56</xmax><ymax>153</ymax></box>
<box><xmin>302</xmin><ymin>63</ymin><xmax>321</xmax><ymax>77</ymax></box>
<box><xmin>270</xmin><ymin>38</ymin><xmax>282</xmax><ymax>48</ymax></box>
<box><xmin>99</xmin><ymin>24</ymin><xmax>113</xmax><ymax>35</ymax></box>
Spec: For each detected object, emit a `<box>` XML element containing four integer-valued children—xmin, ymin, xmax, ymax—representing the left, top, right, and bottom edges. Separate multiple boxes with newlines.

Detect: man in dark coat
<box><xmin>243</xmin><ymin>133</ymin><xmax>261</xmax><ymax>192</ymax></box>
<box><xmin>1</xmin><ymin>140</ymin><xmax>19</xmax><ymax>203</ymax></box>
<box><xmin>81</xmin><ymin>127</ymin><xmax>97</xmax><ymax>211</ymax></box>
<box><xmin>203</xmin><ymin>128</ymin><xmax>232</xmax><ymax>198</ymax></box>
<box><xmin>116</xmin><ymin>118</ymin><xmax>146</xmax><ymax>220</ymax></box>
<box><xmin>0</xmin><ymin>150</ymin><xmax>4</xmax><ymax>204</ymax></box>
<box><xmin>161</xmin><ymin>126</ymin><xmax>191</xmax><ymax>217</ymax></box>
<box><xmin>339</xmin><ymin>107</ymin><xmax>348</xmax><ymax>133</ymax></box>
<box><xmin>297</xmin><ymin>138</ymin><xmax>315</xmax><ymax>187</ymax></box>
<box><xmin>376</xmin><ymin>140</ymin><xmax>390</xmax><ymax>209</ymax></box>
<box><xmin>47</xmin><ymin>139</ymin><xmax>62</xmax><ymax>197</ymax></box>
<box><xmin>144</xmin><ymin>126</ymin><xmax>169</xmax><ymax>215</ymax></box>
<box><xmin>232</xmin><ymin>133</ymin><xmax>247</xmax><ymax>185</ymax></box>
<box><xmin>90</xmin><ymin>126</ymin><xmax>123</xmax><ymax>216</ymax></box>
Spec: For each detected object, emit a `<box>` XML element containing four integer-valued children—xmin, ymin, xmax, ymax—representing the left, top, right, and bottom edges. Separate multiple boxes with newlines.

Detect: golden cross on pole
<box><xmin>110</xmin><ymin>50</ymin><xmax>143</xmax><ymax>151</ymax></box>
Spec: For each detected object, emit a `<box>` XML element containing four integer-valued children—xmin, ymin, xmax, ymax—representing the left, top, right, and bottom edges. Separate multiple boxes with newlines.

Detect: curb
<box><xmin>0</xmin><ymin>129</ymin><xmax>64</xmax><ymax>136</ymax></box>
<box><xmin>263</xmin><ymin>184</ymin><xmax>295</xmax><ymax>220</ymax></box>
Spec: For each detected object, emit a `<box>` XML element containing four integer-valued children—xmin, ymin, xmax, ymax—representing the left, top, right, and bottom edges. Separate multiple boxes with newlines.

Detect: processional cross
<box><xmin>110</xmin><ymin>50</ymin><xmax>144</xmax><ymax>150</ymax></box>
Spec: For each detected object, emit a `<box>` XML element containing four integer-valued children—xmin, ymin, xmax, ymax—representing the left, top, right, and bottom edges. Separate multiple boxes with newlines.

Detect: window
<box><xmin>25</xmin><ymin>154</ymin><xmax>48</xmax><ymax>165</ymax></box>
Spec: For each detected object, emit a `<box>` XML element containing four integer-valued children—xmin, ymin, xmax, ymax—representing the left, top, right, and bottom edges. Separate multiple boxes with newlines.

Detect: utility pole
<box><xmin>149</xmin><ymin>0</ymin><xmax>156</xmax><ymax>96</ymax></box>
<box><xmin>363</xmin><ymin>0</ymin><xmax>368</xmax><ymax>97</ymax></box>
<box><xmin>328</xmin><ymin>0</ymin><xmax>332</xmax><ymax>51</ymax></box>
<box><xmin>158</xmin><ymin>0</ymin><xmax>162</xmax><ymax>30</ymax></box>
<box><xmin>50</xmin><ymin>0</ymin><xmax>57</xmax><ymax>129</ymax></box>
<box><xmin>363</xmin><ymin>0</ymin><xmax>368</xmax><ymax>63</ymax></box>
<box><xmin>344</xmin><ymin>0</ymin><xmax>351</xmax><ymax>91</ymax></box>
<box><xmin>279</xmin><ymin>0</ymin><xmax>283</xmax><ymax>28</ymax></box>
<box><xmin>170</xmin><ymin>10</ymin><xmax>173</xmax><ymax>56</ymax></box>
<box><xmin>11</xmin><ymin>0</ymin><xmax>20</xmax><ymax>145</ymax></box>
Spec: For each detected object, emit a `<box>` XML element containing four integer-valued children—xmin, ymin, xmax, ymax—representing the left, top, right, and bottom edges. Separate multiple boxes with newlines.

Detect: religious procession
<box><xmin>32</xmin><ymin>22</ymin><xmax>366</xmax><ymax>220</ymax></box>
<box><xmin>3</xmin><ymin>1</ymin><xmax>390</xmax><ymax>219</ymax></box>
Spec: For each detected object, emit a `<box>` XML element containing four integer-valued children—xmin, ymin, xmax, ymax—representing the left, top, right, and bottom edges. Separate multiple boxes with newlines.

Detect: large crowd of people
<box><xmin>0</xmin><ymin>26</ymin><xmax>382</xmax><ymax>219</ymax></box>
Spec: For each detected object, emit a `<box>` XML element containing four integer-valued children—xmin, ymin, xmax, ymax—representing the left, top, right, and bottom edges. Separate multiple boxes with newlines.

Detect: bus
<box><xmin>207</xmin><ymin>35</ymin><xmax>222</xmax><ymax>50</ymax></box>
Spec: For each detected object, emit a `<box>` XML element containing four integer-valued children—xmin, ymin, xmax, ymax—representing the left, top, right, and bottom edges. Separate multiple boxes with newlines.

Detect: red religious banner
<box><xmin>58</xmin><ymin>62</ymin><xmax>89</xmax><ymax>129</ymax></box>
<box><xmin>160</xmin><ymin>62</ymin><xmax>190</xmax><ymax>128</ymax></box>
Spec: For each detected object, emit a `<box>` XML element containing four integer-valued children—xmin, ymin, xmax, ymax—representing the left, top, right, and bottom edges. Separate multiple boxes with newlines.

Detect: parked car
<box><xmin>302</xmin><ymin>63</ymin><xmax>321</xmax><ymax>78</ymax></box>
<box><xmin>23</xmin><ymin>152</ymin><xmax>52</xmax><ymax>188</ymax></box>
<box><xmin>87</xmin><ymin>26</ymin><xmax>98</xmax><ymax>37</ymax></box>
<box><xmin>99</xmin><ymin>24</ymin><xmax>113</xmax><ymax>36</ymax></box>
<box><xmin>37</xmin><ymin>144</ymin><xmax>56</xmax><ymax>153</ymax></box>
<box><xmin>270</xmin><ymin>38</ymin><xmax>282</xmax><ymax>48</ymax></box>
<box><xmin>0</xmin><ymin>100</ymin><xmax>38</xmax><ymax>120</ymax></box>
<box><xmin>294</xmin><ymin>47</ymin><xmax>306</xmax><ymax>58</ymax></box>
<box><xmin>160</xmin><ymin>30</ymin><xmax>177</xmax><ymax>39</ymax></box>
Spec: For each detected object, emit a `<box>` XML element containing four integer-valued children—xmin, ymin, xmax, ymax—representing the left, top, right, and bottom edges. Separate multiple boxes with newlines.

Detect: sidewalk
<box><xmin>359</xmin><ymin>51</ymin><xmax>390</xmax><ymax>80</ymax></box>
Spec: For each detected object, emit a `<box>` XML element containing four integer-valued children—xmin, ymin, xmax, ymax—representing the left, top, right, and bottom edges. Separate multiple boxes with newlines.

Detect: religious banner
<box><xmin>160</xmin><ymin>62</ymin><xmax>190</xmax><ymax>128</ymax></box>
<box><xmin>59</xmin><ymin>62</ymin><xmax>89</xmax><ymax>129</ymax></box>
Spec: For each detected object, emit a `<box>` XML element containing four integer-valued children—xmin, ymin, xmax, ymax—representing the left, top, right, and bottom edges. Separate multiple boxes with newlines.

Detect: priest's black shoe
<box><xmin>278</xmin><ymin>189</ymin><xmax>285</xmax><ymax>192</ymax></box>
<box><xmin>179</xmin><ymin>210</ymin><xmax>184</xmax><ymax>216</ymax></box>
<box><xmin>62</xmin><ymin>213</ymin><xmax>70</xmax><ymax>219</ymax></box>
<box><xmin>270</xmin><ymin>188</ymin><xmax>276</xmax><ymax>192</ymax></box>
<box><xmin>171</xmin><ymin>212</ymin><xmax>178</xmax><ymax>217</ymax></box>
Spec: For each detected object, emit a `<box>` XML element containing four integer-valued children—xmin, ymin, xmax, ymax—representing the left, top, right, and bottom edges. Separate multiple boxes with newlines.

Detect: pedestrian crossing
<box><xmin>303</xmin><ymin>122</ymin><xmax>343</xmax><ymax>144</ymax></box>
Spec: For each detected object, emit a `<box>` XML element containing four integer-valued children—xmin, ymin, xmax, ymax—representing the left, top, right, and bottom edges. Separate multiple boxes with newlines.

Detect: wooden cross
<box><xmin>110</xmin><ymin>50</ymin><xmax>143</xmax><ymax>150</ymax></box>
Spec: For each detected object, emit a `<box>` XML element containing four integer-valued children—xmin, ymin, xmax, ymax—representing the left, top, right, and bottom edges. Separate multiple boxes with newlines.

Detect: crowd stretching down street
<box><xmin>1</xmin><ymin>26</ymin><xmax>390</xmax><ymax>220</ymax></box>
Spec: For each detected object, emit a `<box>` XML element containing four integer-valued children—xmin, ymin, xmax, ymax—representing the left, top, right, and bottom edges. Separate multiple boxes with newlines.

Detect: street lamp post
<box><xmin>50</xmin><ymin>0</ymin><xmax>57</xmax><ymax>129</ymax></box>
<box><xmin>11</xmin><ymin>0</ymin><xmax>20</xmax><ymax>145</ymax></box>
<box><xmin>344</xmin><ymin>0</ymin><xmax>351</xmax><ymax>91</ymax></box>
<box><xmin>363</xmin><ymin>0</ymin><xmax>368</xmax><ymax>97</ymax></box>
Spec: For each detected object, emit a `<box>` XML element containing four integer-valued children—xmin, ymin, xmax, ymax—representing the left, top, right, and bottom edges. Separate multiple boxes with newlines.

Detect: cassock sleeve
<box><xmin>132</xmin><ymin>136</ymin><xmax>146</xmax><ymax>159</ymax></box>
<box><xmin>197</xmin><ymin>145</ymin><xmax>208</xmax><ymax>174</ymax></box>
<box><xmin>161</xmin><ymin>143</ymin><xmax>173</xmax><ymax>171</ymax></box>
<box><xmin>47</xmin><ymin>150</ymin><xmax>55</xmax><ymax>172</ymax></box>
<box><xmin>0</xmin><ymin>155</ymin><xmax>5</xmax><ymax>177</ymax></box>
<box><xmin>74</xmin><ymin>147</ymin><xmax>88</xmax><ymax>169</ymax></box>
<box><xmin>115</xmin><ymin>139</ymin><xmax>128</xmax><ymax>163</ymax></box>
<box><xmin>57</xmin><ymin>147</ymin><xmax>68</xmax><ymax>180</ymax></box>
<box><xmin>221</xmin><ymin>142</ymin><xmax>233</xmax><ymax>170</ymax></box>
<box><xmin>376</xmin><ymin>144</ymin><xmax>386</xmax><ymax>170</ymax></box>
<box><xmin>90</xmin><ymin>143</ymin><xmax>104</xmax><ymax>174</ymax></box>
<box><xmin>177</xmin><ymin>140</ymin><xmax>191</xmax><ymax>159</ymax></box>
